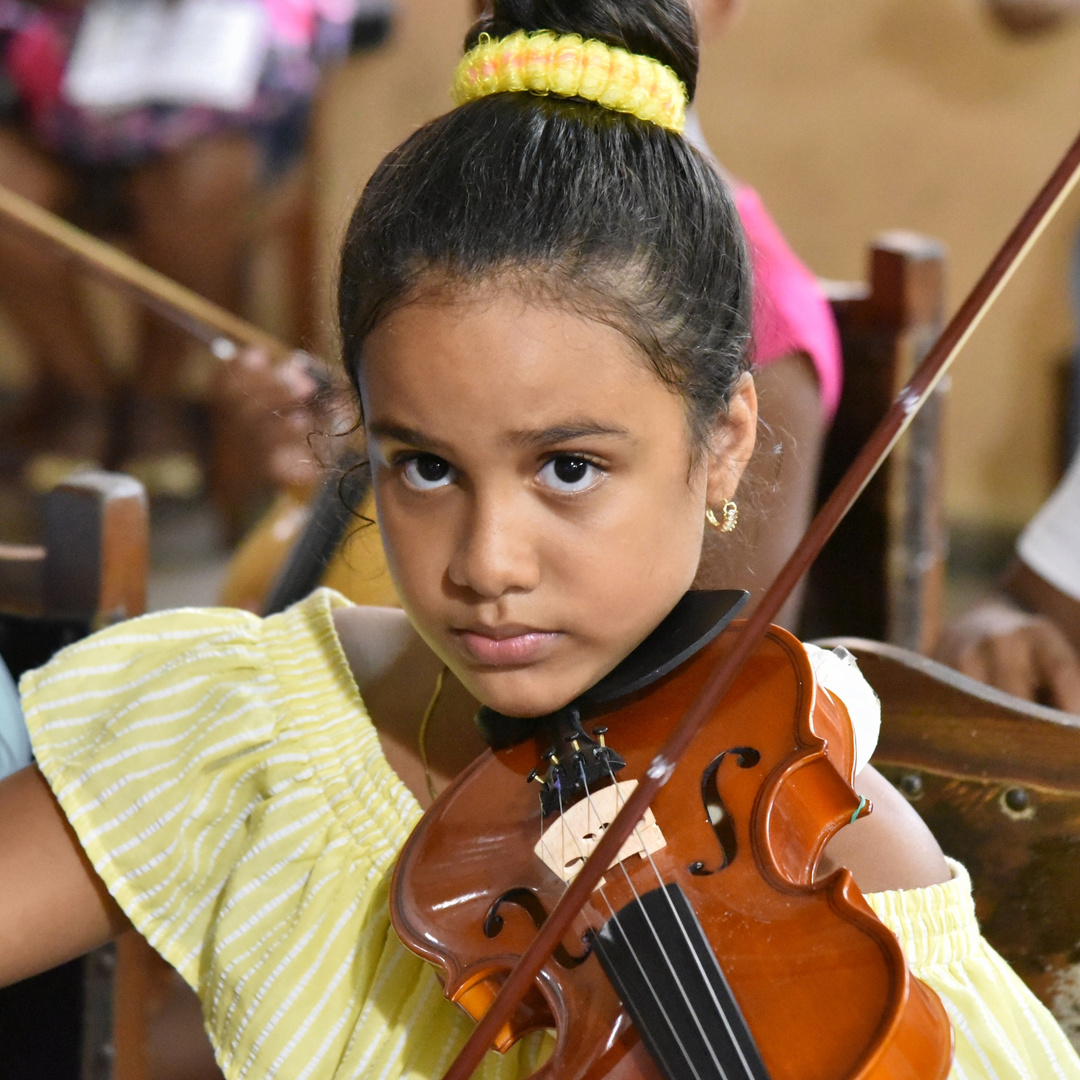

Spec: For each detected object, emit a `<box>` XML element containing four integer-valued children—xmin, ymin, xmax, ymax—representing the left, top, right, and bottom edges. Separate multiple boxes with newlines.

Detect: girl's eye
<box><xmin>402</xmin><ymin>454</ymin><xmax>456</xmax><ymax>490</ymax></box>
<box><xmin>538</xmin><ymin>455</ymin><xmax>604</xmax><ymax>493</ymax></box>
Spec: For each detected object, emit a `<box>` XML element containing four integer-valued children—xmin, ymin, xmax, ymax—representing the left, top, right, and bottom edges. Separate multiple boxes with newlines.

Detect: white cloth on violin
<box><xmin>803</xmin><ymin>642</ymin><xmax>880</xmax><ymax>778</ymax></box>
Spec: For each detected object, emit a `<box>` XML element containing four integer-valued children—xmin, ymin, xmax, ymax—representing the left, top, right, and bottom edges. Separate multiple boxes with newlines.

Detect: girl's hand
<box><xmin>0</xmin><ymin>766</ymin><xmax>129</xmax><ymax>987</ymax></box>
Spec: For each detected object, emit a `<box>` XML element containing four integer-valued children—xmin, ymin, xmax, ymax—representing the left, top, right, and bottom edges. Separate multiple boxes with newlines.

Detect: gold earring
<box><xmin>706</xmin><ymin>500</ymin><xmax>738</xmax><ymax>531</ymax></box>
<box><xmin>720</xmin><ymin>499</ymin><xmax>738</xmax><ymax>532</ymax></box>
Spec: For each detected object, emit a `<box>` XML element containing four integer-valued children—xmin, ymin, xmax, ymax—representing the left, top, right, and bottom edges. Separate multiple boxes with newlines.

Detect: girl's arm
<box><xmin>0</xmin><ymin>765</ymin><xmax>129</xmax><ymax>987</ymax></box>
<box><xmin>818</xmin><ymin>764</ymin><xmax>952</xmax><ymax>893</ymax></box>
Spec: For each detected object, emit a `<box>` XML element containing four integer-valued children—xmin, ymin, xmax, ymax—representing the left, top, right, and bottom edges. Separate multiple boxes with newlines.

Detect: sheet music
<box><xmin>64</xmin><ymin>0</ymin><xmax>269</xmax><ymax>113</ymax></box>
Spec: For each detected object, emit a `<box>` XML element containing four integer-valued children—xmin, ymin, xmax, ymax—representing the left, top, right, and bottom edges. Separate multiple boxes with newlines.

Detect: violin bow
<box><xmin>443</xmin><ymin>127</ymin><xmax>1080</xmax><ymax>1080</ymax></box>
<box><xmin>0</xmin><ymin>182</ymin><xmax>298</xmax><ymax>365</ymax></box>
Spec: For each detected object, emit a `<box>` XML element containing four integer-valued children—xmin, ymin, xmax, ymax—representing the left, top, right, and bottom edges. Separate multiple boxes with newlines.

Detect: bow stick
<box><xmin>443</xmin><ymin>126</ymin><xmax>1080</xmax><ymax>1080</ymax></box>
<box><xmin>0</xmin><ymin>182</ymin><xmax>297</xmax><ymax>365</ymax></box>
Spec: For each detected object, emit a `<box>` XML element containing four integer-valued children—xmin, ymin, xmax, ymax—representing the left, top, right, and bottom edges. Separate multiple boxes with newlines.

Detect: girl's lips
<box><xmin>453</xmin><ymin>629</ymin><xmax>561</xmax><ymax>666</ymax></box>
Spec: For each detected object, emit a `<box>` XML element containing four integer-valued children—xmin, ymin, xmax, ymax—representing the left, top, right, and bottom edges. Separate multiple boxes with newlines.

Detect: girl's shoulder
<box><xmin>20</xmin><ymin>589</ymin><xmax>368</xmax><ymax>754</ymax></box>
<box><xmin>19</xmin><ymin>587</ymin><xmax>423</xmax><ymax>967</ymax></box>
<box><xmin>19</xmin><ymin>590</ymin><xmax>413</xmax><ymax>835</ymax></box>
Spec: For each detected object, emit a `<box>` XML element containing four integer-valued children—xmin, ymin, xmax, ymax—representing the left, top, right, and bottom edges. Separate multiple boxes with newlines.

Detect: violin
<box><xmin>391</xmin><ymin>592</ymin><xmax>952</xmax><ymax>1080</ymax></box>
<box><xmin>391</xmin><ymin>128</ymin><xmax>1080</xmax><ymax>1080</ymax></box>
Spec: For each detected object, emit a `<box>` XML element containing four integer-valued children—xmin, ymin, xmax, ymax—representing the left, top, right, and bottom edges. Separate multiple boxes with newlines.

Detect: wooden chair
<box><xmin>0</xmin><ymin>471</ymin><xmax>148</xmax><ymax>1080</ymax></box>
<box><xmin>819</xmin><ymin>635</ymin><xmax>1080</xmax><ymax>1050</ymax></box>
<box><xmin>0</xmin><ymin>470</ymin><xmax>147</xmax><ymax>630</ymax></box>
<box><xmin>0</xmin><ymin>471</ymin><xmax>221</xmax><ymax>1080</ymax></box>
<box><xmin>800</xmin><ymin>232</ymin><xmax>948</xmax><ymax>652</ymax></box>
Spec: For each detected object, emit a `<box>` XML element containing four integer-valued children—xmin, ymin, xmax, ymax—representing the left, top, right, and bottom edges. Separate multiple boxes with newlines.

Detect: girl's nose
<box><xmin>447</xmin><ymin>495</ymin><xmax>541</xmax><ymax>599</ymax></box>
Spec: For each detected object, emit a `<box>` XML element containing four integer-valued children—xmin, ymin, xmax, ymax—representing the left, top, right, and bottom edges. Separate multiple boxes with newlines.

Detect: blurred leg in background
<box><xmin>0</xmin><ymin>127</ymin><xmax>113</xmax><ymax>489</ymax></box>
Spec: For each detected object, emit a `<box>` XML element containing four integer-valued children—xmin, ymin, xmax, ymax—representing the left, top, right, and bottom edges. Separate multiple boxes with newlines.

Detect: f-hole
<box><xmin>484</xmin><ymin>888</ymin><xmax>592</xmax><ymax>968</ymax></box>
<box><xmin>688</xmin><ymin>747</ymin><xmax>760</xmax><ymax>876</ymax></box>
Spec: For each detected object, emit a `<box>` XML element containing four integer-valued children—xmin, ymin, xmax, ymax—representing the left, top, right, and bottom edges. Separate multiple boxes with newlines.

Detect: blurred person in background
<box><xmin>0</xmin><ymin>654</ymin><xmax>27</xmax><ymax>783</ymax></box>
<box><xmin>0</xmin><ymin>0</ymin><xmax>390</xmax><ymax>498</ymax></box>
<box><xmin>935</xmin><ymin>453</ymin><xmax>1080</xmax><ymax>713</ymax></box>
<box><xmin>933</xmin><ymin>0</ymin><xmax>1080</xmax><ymax>712</ymax></box>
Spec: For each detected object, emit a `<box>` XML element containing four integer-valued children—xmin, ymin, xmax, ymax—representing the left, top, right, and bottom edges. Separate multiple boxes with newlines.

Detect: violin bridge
<box><xmin>534</xmin><ymin>780</ymin><xmax>667</xmax><ymax>888</ymax></box>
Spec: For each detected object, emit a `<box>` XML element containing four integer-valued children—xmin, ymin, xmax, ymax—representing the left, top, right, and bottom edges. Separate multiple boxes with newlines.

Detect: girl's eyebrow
<box><xmin>367</xmin><ymin>422</ymin><xmax>451</xmax><ymax>455</ymax></box>
<box><xmin>367</xmin><ymin>420</ymin><xmax>634</xmax><ymax>453</ymax></box>
<box><xmin>506</xmin><ymin>422</ymin><xmax>634</xmax><ymax>447</ymax></box>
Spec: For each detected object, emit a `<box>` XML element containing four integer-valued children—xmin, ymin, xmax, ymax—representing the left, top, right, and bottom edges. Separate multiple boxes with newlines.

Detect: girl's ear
<box><xmin>704</xmin><ymin>372</ymin><xmax>757</xmax><ymax>507</ymax></box>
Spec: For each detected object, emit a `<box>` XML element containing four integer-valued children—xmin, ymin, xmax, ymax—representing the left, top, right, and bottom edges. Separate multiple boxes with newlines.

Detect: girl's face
<box><xmin>360</xmin><ymin>285</ymin><xmax>756</xmax><ymax>718</ymax></box>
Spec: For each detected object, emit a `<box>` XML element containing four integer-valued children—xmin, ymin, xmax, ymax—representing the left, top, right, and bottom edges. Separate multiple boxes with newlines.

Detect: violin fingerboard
<box><xmin>595</xmin><ymin>883</ymin><xmax>771</xmax><ymax>1080</ymax></box>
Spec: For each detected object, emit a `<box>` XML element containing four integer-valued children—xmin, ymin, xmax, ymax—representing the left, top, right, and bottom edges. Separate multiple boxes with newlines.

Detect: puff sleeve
<box><xmin>20</xmin><ymin>591</ymin><xmax>545</xmax><ymax>1080</ymax></box>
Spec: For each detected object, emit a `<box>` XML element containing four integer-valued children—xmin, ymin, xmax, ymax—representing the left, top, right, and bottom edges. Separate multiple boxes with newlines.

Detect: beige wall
<box><xmin>698</xmin><ymin>0</ymin><xmax>1080</xmax><ymax>530</ymax></box>
<box><xmin>314</xmin><ymin>1</ymin><xmax>473</xmax><ymax>338</ymax></box>
<box><xmin>317</xmin><ymin>0</ymin><xmax>1080</xmax><ymax>533</ymax></box>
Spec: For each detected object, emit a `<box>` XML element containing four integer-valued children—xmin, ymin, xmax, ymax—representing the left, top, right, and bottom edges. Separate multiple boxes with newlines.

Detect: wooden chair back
<box><xmin>800</xmin><ymin>233</ymin><xmax>947</xmax><ymax>652</ymax></box>
<box><xmin>820</xmin><ymin>636</ymin><xmax>1080</xmax><ymax>1051</ymax></box>
<box><xmin>0</xmin><ymin>472</ymin><xmax>148</xmax><ymax>1080</ymax></box>
<box><xmin>0</xmin><ymin>470</ymin><xmax>147</xmax><ymax>660</ymax></box>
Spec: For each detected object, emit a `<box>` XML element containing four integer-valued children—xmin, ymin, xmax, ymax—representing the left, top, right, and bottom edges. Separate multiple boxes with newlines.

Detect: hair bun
<box><xmin>468</xmin><ymin>0</ymin><xmax>699</xmax><ymax>101</ymax></box>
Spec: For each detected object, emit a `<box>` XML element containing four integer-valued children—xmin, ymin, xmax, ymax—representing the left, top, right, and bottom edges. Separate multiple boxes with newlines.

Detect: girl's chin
<box><xmin>463</xmin><ymin>666</ymin><xmax>597</xmax><ymax>719</ymax></box>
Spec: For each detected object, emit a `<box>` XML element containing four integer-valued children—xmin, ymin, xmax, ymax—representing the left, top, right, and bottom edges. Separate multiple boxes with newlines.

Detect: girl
<box><xmin>218</xmin><ymin>0</ymin><xmax>837</xmax><ymax>626</ymax></box>
<box><xmin>3</xmin><ymin>1</ymin><xmax>1078</xmax><ymax>1076</ymax></box>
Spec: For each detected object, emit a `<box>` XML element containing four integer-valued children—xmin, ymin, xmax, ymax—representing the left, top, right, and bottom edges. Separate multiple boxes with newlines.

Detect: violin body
<box><xmin>391</xmin><ymin>623</ymin><xmax>952</xmax><ymax>1080</ymax></box>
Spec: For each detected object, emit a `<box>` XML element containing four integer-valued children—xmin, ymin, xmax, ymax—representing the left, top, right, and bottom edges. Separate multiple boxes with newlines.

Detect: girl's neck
<box><xmin>332</xmin><ymin>605</ymin><xmax>487</xmax><ymax>806</ymax></box>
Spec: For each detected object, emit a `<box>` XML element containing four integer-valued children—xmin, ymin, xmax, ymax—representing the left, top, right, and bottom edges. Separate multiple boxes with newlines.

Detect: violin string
<box><xmin>552</xmin><ymin>772</ymin><xmax>608</xmax><ymax>931</ymax></box>
<box><xmin>575</xmin><ymin>762</ymin><xmax>718</xmax><ymax>1080</ymax></box>
<box><xmin>605</xmin><ymin>762</ymin><xmax>757</xmax><ymax>1080</ymax></box>
<box><xmin>550</xmin><ymin>767</ymin><xmax>702</xmax><ymax>1080</ymax></box>
<box><xmin>597</xmin><ymin>764</ymin><xmax>746</xmax><ymax>1080</ymax></box>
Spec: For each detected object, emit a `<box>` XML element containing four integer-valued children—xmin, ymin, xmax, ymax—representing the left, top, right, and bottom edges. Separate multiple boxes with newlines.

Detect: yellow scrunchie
<box><xmin>452</xmin><ymin>30</ymin><xmax>688</xmax><ymax>134</ymax></box>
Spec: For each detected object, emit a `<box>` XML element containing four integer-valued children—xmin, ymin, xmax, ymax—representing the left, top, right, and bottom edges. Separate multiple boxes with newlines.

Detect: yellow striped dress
<box><xmin>20</xmin><ymin>589</ymin><xmax>1080</xmax><ymax>1080</ymax></box>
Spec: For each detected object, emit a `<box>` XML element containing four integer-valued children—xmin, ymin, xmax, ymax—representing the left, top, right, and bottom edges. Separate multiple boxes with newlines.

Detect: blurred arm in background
<box><xmin>935</xmin><ymin>453</ymin><xmax>1080</xmax><ymax>712</ymax></box>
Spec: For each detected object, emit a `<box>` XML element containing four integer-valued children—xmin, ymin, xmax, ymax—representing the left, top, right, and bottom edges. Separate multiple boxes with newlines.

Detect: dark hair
<box><xmin>337</xmin><ymin>0</ymin><xmax>751</xmax><ymax>447</ymax></box>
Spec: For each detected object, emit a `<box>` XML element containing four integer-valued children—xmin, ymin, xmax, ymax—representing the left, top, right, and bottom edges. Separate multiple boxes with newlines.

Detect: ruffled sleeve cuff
<box><xmin>866</xmin><ymin>859</ymin><xmax>1080</xmax><ymax>1078</ymax></box>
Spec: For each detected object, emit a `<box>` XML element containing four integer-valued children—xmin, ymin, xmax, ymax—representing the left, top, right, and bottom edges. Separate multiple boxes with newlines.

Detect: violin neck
<box><xmin>594</xmin><ymin>882</ymin><xmax>771</xmax><ymax>1080</ymax></box>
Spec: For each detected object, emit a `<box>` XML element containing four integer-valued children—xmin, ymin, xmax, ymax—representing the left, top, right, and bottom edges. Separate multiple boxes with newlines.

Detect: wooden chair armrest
<box><xmin>0</xmin><ymin>543</ymin><xmax>46</xmax><ymax>616</ymax></box>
